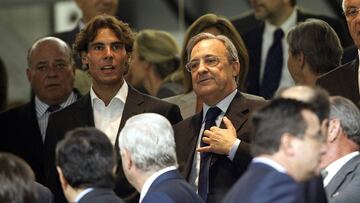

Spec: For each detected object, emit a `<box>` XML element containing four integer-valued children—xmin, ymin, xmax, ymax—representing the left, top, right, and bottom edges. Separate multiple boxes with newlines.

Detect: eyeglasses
<box><xmin>344</xmin><ymin>7</ymin><xmax>360</xmax><ymax>18</ymax></box>
<box><xmin>185</xmin><ymin>55</ymin><xmax>227</xmax><ymax>72</ymax></box>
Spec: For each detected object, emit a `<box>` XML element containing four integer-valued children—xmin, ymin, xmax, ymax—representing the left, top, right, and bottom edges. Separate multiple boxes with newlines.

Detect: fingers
<box><xmin>197</xmin><ymin>146</ymin><xmax>211</xmax><ymax>153</ymax></box>
<box><xmin>223</xmin><ymin>116</ymin><xmax>235</xmax><ymax>131</ymax></box>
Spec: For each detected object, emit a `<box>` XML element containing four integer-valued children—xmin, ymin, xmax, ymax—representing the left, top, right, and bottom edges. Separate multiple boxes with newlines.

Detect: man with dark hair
<box><xmin>46</xmin><ymin>14</ymin><xmax>182</xmax><ymax>203</ymax></box>
<box><xmin>174</xmin><ymin>32</ymin><xmax>266</xmax><ymax>203</ymax></box>
<box><xmin>0</xmin><ymin>37</ymin><xmax>80</xmax><ymax>185</ymax></box>
<box><xmin>224</xmin><ymin>99</ymin><xmax>327</xmax><ymax>203</ymax></box>
<box><xmin>287</xmin><ymin>19</ymin><xmax>343</xmax><ymax>86</ymax></box>
<box><xmin>319</xmin><ymin>96</ymin><xmax>360</xmax><ymax>203</ymax></box>
<box><xmin>56</xmin><ymin>127</ymin><xmax>124</xmax><ymax>203</ymax></box>
<box><xmin>238</xmin><ymin>0</ymin><xmax>350</xmax><ymax>99</ymax></box>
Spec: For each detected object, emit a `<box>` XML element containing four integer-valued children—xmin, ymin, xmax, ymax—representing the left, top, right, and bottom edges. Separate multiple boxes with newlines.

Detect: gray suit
<box><xmin>325</xmin><ymin>154</ymin><xmax>360</xmax><ymax>203</ymax></box>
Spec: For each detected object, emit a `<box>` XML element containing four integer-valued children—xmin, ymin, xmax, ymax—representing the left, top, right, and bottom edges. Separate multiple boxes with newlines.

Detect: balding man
<box><xmin>0</xmin><ymin>37</ymin><xmax>80</xmax><ymax>185</ymax></box>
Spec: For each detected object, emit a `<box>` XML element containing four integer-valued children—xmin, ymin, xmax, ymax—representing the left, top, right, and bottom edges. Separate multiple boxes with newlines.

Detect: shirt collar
<box><xmin>90</xmin><ymin>81</ymin><xmax>128</xmax><ymax>107</ymax></box>
<box><xmin>75</xmin><ymin>188</ymin><xmax>93</xmax><ymax>202</ymax></box>
<box><xmin>140</xmin><ymin>166</ymin><xmax>177</xmax><ymax>203</ymax></box>
<box><xmin>325</xmin><ymin>151</ymin><xmax>360</xmax><ymax>179</ymax></box>
<box><xmin>202</xmin><ymin>89</ymin><xmax>237</xmax><ymax>122</ymax></box>
<box><xmin>253</xmin><ymin>157</ymin><xmax>287</xmax><ymax>173</ymax></box>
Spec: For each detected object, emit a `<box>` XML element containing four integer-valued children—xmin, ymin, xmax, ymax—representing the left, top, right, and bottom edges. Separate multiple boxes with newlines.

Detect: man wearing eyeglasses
<box><xmin>317</xmin><ymin>0</ymin><xmax>360</xmax><ymax>110</ymax></box>
<box><xmin>173</xmin><ymin>33</ymin><xmax>267</xmax><ymax>203</ymax></box>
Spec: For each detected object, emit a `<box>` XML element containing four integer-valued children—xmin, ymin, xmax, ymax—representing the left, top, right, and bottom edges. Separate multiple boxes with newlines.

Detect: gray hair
<box><xmin>186</xmin><ymin>32</ymin><xmax>239</xmax><ymax>63</ymax></box>
<box><xmin>329</xmin><ymin>96</ymin><xmax>360</xmax><ymax>145</ymax></box>
<box><xmin>118</xmin><ymin>113</ymin><xmax>177</xmax><ymax>172</ymax></box>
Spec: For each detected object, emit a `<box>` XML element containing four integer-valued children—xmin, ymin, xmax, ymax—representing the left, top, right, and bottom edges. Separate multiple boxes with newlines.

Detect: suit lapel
<box><xmin>326</xmin><ymin>155</ymin><xmax>360</xmax><ymax>196</ymax></box>
<box><xmin>73</xmin><ymin>93</ymin><xmax>95</xmax><ymax>127</ymax></box>
<box><xmin>181</xmin><ymin>113</ymin><xmax>202</xmax><ymax>180</ymax></box>
<box><xmin>211</xmin><ymin>92</ymin><xmax>249</xmax><ymax>165</ymax></box>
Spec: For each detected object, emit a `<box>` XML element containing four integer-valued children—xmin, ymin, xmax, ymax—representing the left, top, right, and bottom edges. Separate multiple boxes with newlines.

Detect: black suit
<box><xmin>0</xmin><ymin>91</ymin><xmax>80</xmax><ymax>184</ymax></box>
<box><xmin>242</xmin><ymin>9</ymin><xmax>351</xmax><ymax>97</ymax></box>
<box><xmin>317</xmin><ymin>58</ymin><xmax>360</xmax><ymax>109</ymax></box>
<box><xmin>45</xmin><ymin>85</ymin><xmax>183</xmax><ymax>203</ymax></box>
<box><xmin>78</xmin><ymin>188</ymin><xmax>124</xmax><ymax>203</ymax></box>
<box><xmin>174</xmin><ymin>92</ymin><xmax>266</xmax><ymax>203</ymax></box>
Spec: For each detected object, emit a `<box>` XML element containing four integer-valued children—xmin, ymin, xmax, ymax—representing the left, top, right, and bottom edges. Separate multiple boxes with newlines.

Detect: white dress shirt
<box><xmin>91</xmin><ymin>81</ymin><xmax>128</xmax><ymax>145</ymax></box>
<box><xmin>260</xmin><ymin>7</ymin><xmax>297</xmax><ymax>93</ymax></box>
<box><xmin>323</xmin><ymin>151</ymin><xmax>360</xmax><ymax>187</ymax></box>
<box><xmin>36</xmin><ymin>91</ymin><xmax>77</xmax><ymax>141</ymax></box>
<box><xmin>139</xmin><ymin>166</ymin><xmax>177</xmax><ymax>203</ymax></box>
<box><xmin>188</xmin><ymin>89</ymin><xmax>240</xmax><ymax>191</ymax></box>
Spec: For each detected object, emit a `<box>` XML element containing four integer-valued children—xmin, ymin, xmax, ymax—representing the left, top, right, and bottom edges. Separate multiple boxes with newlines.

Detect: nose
<box><xmin>196</xmin><ymin>59</ymin><xmax>209</xmax><ymax>74</ymax></box>
<box><xmin>47</xmin><ymin>65</ymin><xmax>59</xmax><ymax>77</ymax></box>
<box><xmin>104</xmin><ymin>46</ymin><xmax>114</xmax><ymax>60</ymax></box>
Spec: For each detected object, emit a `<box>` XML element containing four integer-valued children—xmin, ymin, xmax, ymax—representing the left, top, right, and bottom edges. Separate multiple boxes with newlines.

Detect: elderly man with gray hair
<box><xmin>118</xmin><ymin>113</ymin><xmax>203</xmax><ymax>203</ymax></box>
<box><xmin>318</xmin><ymin>96</ymin><xmax>360</xmax><ymax>203</ymax></box>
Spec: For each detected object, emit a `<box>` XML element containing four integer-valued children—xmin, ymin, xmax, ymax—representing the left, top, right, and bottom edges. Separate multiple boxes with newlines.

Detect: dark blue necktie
<box><xmin>47</xmin><ymin>104</ymin><xmax>61</xmax><ymax>113</ymax></box>
<box><xmin>260</xmin><ymin>28</ymin><xmax>284</xmax><ymax>99</ymax></box>
<box><xmin>198</xmin><ymin>106</ymin><xmax>222</xmax><ymax>202</ymax></box>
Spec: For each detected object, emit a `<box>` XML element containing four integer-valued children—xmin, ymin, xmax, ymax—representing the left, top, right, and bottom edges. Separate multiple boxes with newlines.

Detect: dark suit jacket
<box><xmin>242</xmin><ymin>9</ymin><xmax>351</xmax><ymax>96</ymax></box>
<box><xmin>223</xmin><ymin>162</ymin><xmax>305</xmax><ymax>203</ymax></box>
<box><xmin>174</xmin><ymin>91</ymin><xmax>267</xmax><ymax>203</ymax></box>
<box><xmin>142</xmin><ymin>169</ymin><xmax>203</xmax><ymax>203</ymax></box>
<box><xmin>317</xmin><ymin>58</ymin><xmax>360</xmax><ymax>109</ymax></box>
<box><xmin>0</xmin><ymin>90</ymin><xmax>80</xmax><ymax>184</ymax></box>
<box><xmin>36</xmin><ymin>182</ymin><xmax>54</xmax><ymax>203</ymax></box>
<box><xmin>78</xmin><ymin>188</ymin><xmax>124</xmax><ymax>203</ymax></box>
<box><xmin>45</xmin><ymin>85</ymin><xmax>183</xmax><ymax>203</ymax></box>
<box><xmin>325</xmin><ymin>154</ymin><xmax>360</xmax><ymax>203</ymax></box>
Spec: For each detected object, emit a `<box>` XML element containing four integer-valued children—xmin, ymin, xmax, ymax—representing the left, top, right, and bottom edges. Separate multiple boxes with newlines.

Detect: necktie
<box><xmin>198</xmin><ymin>107</ymin><xmax>222</xmax><ymax>202</ymax></box>
<box><xmin>260</xmin><ymin>28</ymin><xmax>284</xmax><ymax>99</ymax></box>
<box><xmin>47</xmin><ymin>104</ymin><xmax>61</xmax><ymax>113</ymax></box>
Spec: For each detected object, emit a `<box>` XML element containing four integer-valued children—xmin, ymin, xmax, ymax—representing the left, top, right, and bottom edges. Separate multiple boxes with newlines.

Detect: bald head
<box><xmin>27</xmin><ymin>37</ymin><xmax>73</xmax><ymax>67</ymax></box>
<box><xmin>277</xmin><ymin>86</ymin><xmax>330</xmax><ymax>122</ymax></box>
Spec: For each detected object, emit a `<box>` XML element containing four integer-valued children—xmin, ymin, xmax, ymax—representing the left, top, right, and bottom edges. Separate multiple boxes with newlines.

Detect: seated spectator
<box><xmin>287</xmin><ymin>19</ymin><xmax>343</xmax><ymax>86</ymax></box>
<box><xmin>56</xmin><ymin>127</ymin><xmax>124</xmax><ymax>203</ymax></box>
<box><xmin>119</xmin><ymin>113</ymin><xmax>202</xmax><ymax>203</ymax></box>
<box><xmin>126</xmin><ymin>29</ymin><xmax>183</xmax><ymax>98</ymax></box>
<box><xmin>224</xmin><ymin>99</ymin><xmax>327</xmax><ymax>203</ymax></box>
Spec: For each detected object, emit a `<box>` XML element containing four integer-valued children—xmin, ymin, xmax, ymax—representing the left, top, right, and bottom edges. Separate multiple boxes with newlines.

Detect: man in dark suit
<box><xmin>223</xmin><ymin>99</ymin><xmax>327</xmax><ymax>203</ymax></box>
<box><xmin>0</xmin><ymin>37</ymin><xmax>79</xmax><ymax>185</ymax></box>
<box><xmin>118</xmin><ymin>113</ymin><xmax>202</xmax><ymax>203</ymax></box>
<box><xmin>318</xmin><ymin>96</ymin><xmax>360</xmax><ymax>203</ymax></box>
<box><xmin>56</xmin><ymin>127</ymin><xmax>124</xmax><ymax>203</ymax></box>
<box><xmin>173</xmin><ymin>33</ymin><xmax>266</xmax><ymax>203</ymax></box>
<box><xmin>46</xmin><ymin>15</ymin><xmax>182</xmax><ymax>203</ymax></box>
<box><xmin>240</xmin><ymin>0</ymin><xmax>351</xmax><ymax>99</ymax></box>
<box><xmin>317</xmin><ymin>0</ymin><xmax>360</xmax><ymax>109</ymax></box>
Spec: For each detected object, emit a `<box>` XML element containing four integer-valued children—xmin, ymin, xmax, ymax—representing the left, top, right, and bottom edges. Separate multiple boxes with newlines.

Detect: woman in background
<box><xmin>126</xmin><ymin>29</ymin><xmax>183</xmax><ymax>98</ymax></box>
